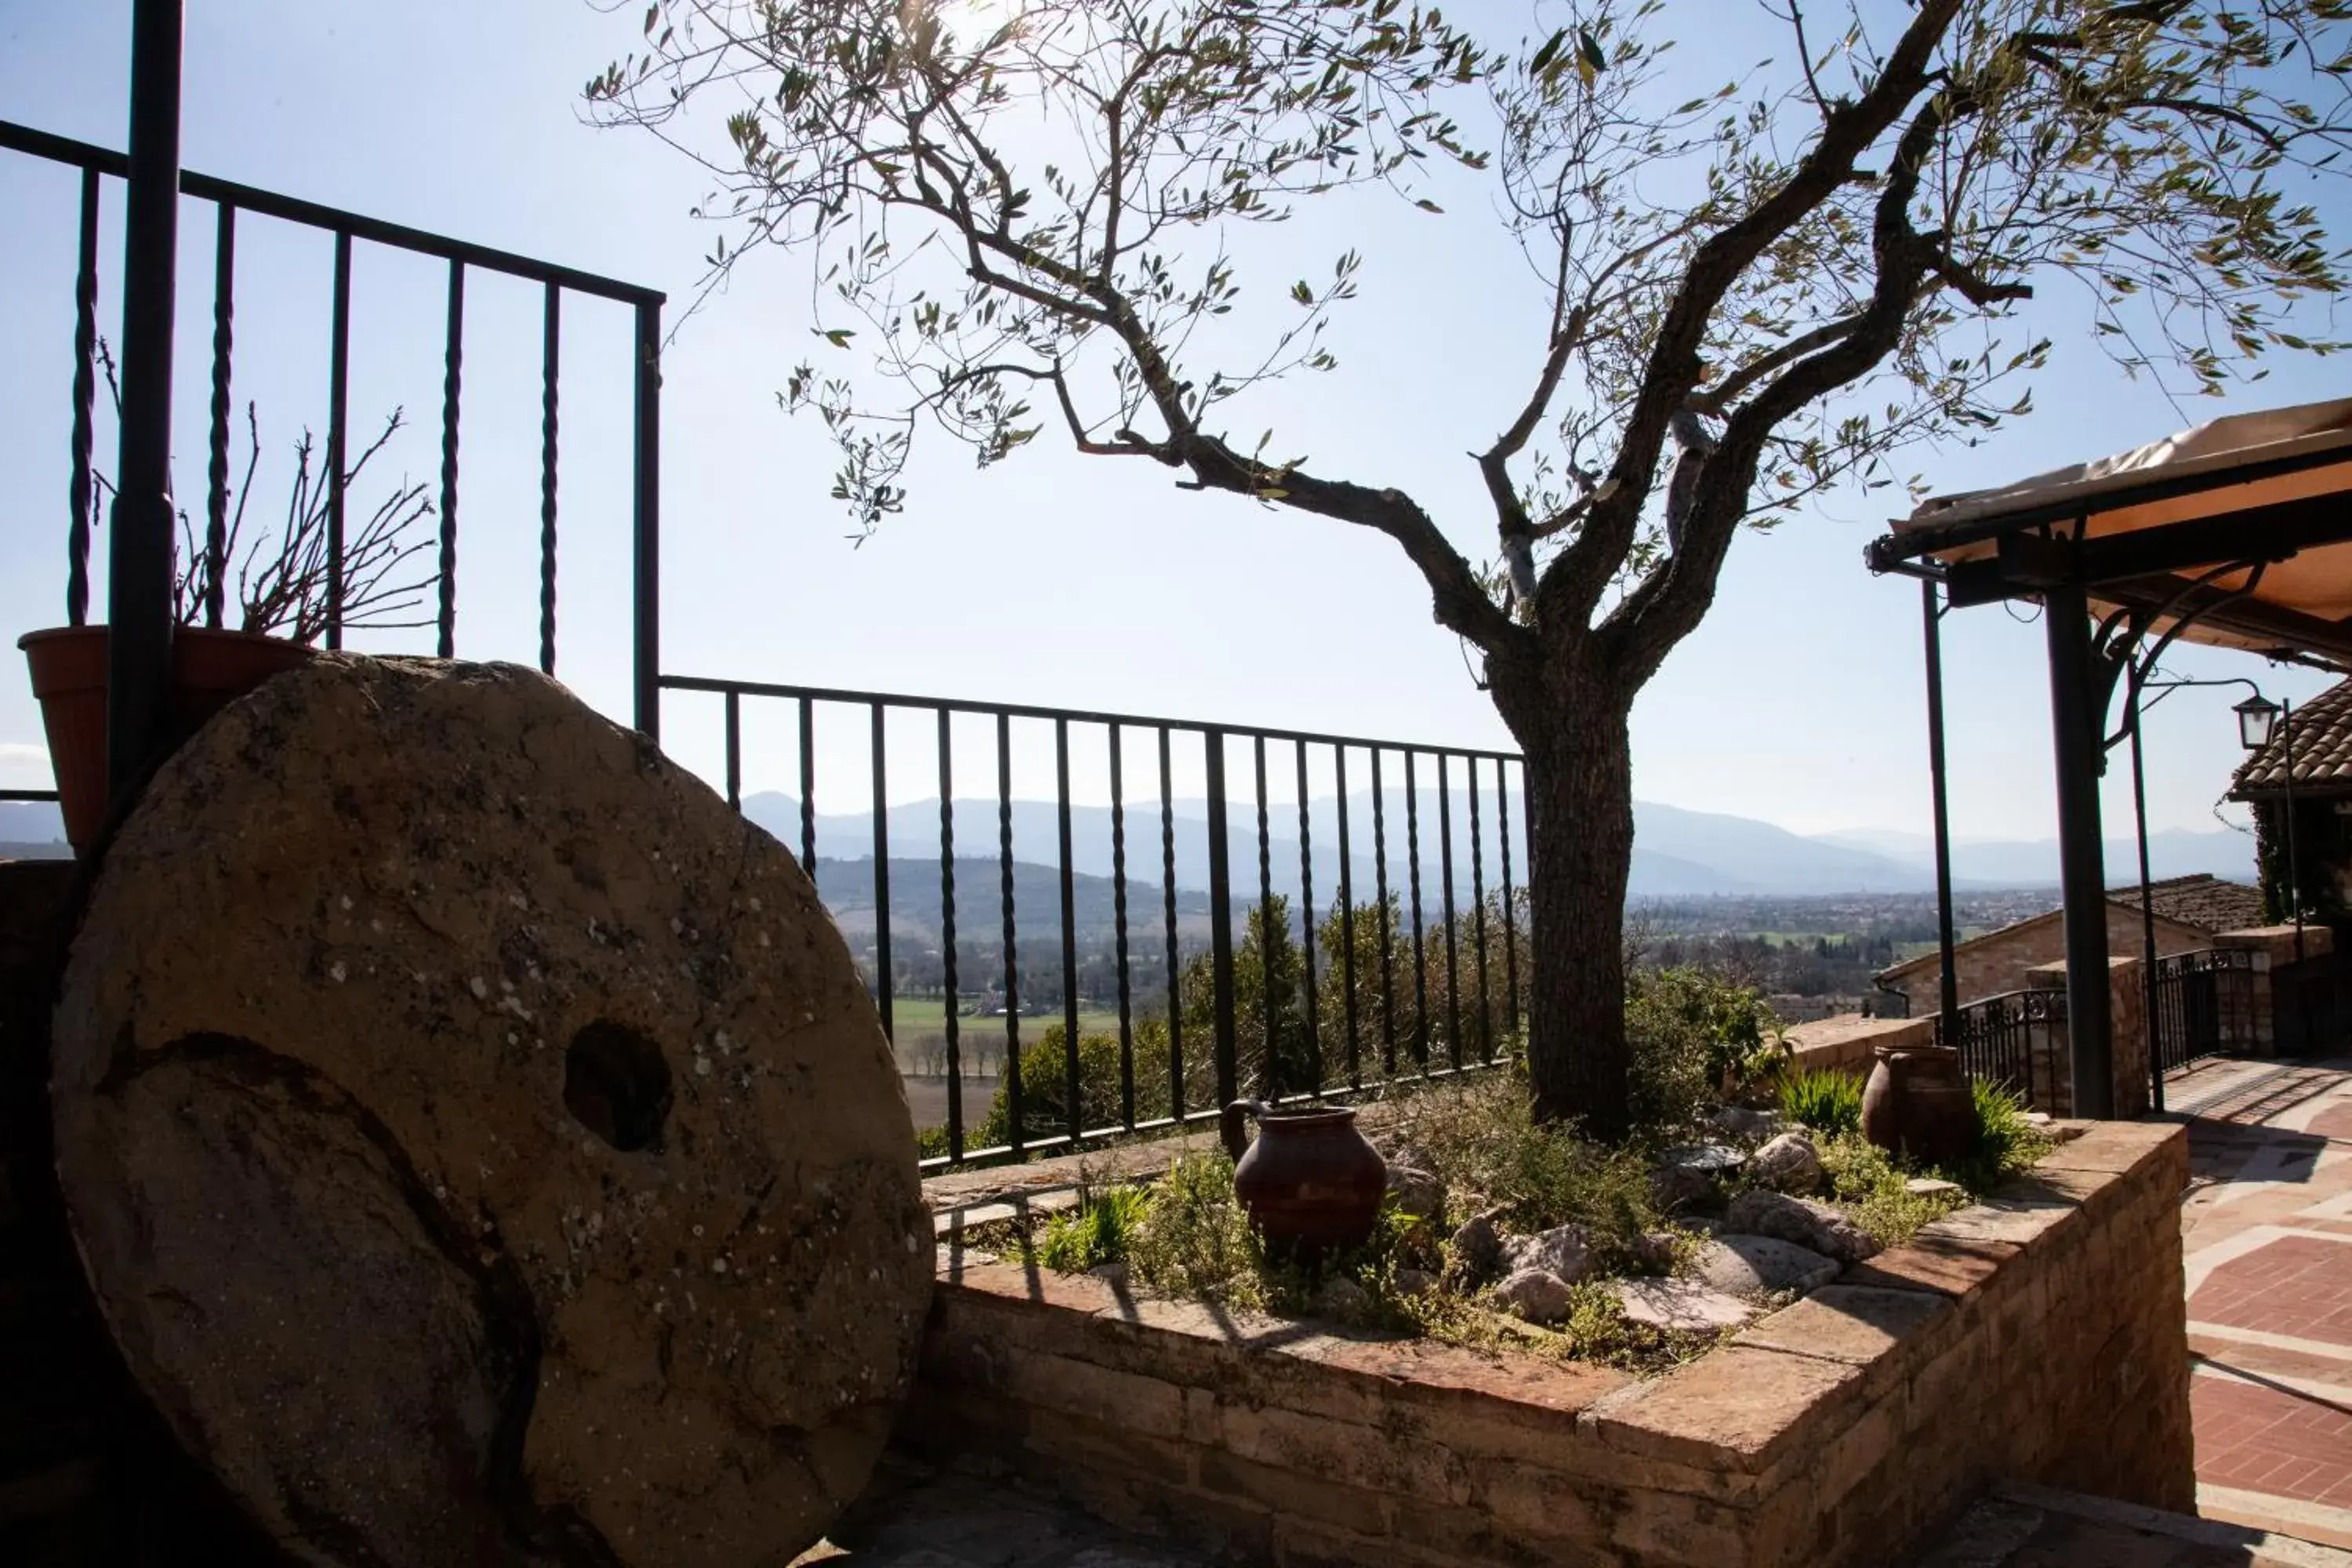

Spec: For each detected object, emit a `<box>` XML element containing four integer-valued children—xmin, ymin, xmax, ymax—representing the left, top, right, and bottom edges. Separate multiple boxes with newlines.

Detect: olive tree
<box><xmin>590</xmin><ymin>0</ymin><xmax>2352</xmax><ymax>1136</ymax></box>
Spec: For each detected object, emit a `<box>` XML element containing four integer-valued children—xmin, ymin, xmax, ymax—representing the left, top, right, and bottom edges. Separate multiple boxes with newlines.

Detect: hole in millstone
<box><xmin>564</xmin><ymin>1022</ymin><xmax>673</xmax><ymax>1152</ymax></box>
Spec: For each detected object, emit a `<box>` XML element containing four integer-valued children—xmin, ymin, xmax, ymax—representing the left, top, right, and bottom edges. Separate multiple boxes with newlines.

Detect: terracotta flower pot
<box><xmin>1218</xmin><ymin>1099</ymin><xmax>1388</xmax><ymax>1261</ymax></box>
<box><xmin>1860</xmin><ymin>1044</ymin><xmax>1976</xmax><ymax>1168</ymax></box>
<box><xmin>19</xmin><ymin>626</ymin><xmax>316</xmax><ymax>854</ymax></box>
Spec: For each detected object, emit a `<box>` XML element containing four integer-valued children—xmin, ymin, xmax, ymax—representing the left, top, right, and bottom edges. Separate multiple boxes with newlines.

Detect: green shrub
<box><xmin>1125</xmin><ymin>1152</ymin><xmax>1262</xmax><ymax>1303</ymax></box>
<box><xmin>1778</xmin><ymin>1068</ymin><xmax>1863</xmax><ymax>1138</ymax></box>
<box><xmin>1625</xmin><ymin>967</ymin><xmax>1788</xmax><ymax>1131</ymax></box>
<box><xmin>963</xmin><ymin>1022</ymin><xmax>1174</xmax><ymax>1150</ymax></box>
<box><xmin>1037</xmin><ymin>1184</ymin><xmax>1152</xmax><ymax>1273</ymax></box>
<box><xmin>1817</xmin><ymin>1134</ymin><xmax>1964</xmax><ymax>1245</ymax></box>
<box><xmin>1555</xmin><ymin>1280</ymin><xmax>1722</xmax><ymax>1374</ymax></box>
<box><xmin>1401</xmin><ymin>1072</ymin><xmax>1659</xmax><ymax>1266</ymax></box>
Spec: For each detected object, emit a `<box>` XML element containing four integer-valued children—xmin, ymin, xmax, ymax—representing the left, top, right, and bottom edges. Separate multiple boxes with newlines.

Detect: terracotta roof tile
<box><xmin>2232</xmin><ymin>678</ymin><xmax>2352</xmax><ymax>797</ymax></box>
<box><xmin>2108</xmin><ymin>873</ymin><xmax>2267</xmax><ymax>934</ymax></box>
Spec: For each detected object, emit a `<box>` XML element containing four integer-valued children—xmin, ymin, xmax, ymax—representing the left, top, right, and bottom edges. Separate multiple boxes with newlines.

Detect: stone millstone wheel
<box><xmin>49</xmin><ymin>656</ymin><xmax>931</xmax><ymax>1568</ymax></box>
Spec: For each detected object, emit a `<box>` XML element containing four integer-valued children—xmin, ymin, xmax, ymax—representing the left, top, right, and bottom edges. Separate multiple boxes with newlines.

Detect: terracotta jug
<box><xmin>1218</xmin><ymin>1100</ymin><xmax>1387</xmax><ymax>1260</ymax></box>
<box><xmin>1860</xmin><ymin>1045</ymin><xmax>1976</xmax><ymax>1168</ymax></box>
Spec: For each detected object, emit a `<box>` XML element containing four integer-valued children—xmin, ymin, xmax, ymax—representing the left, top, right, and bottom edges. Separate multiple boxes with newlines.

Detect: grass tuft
<box><xmin>1036</xmin><ymin>1183</ymin><xmax>1152</xmax><ymax>1273</ymax></box>
<box><xmin>1777</xmin><ymin>1067</ymin><xmax>1863</xmax><ymax>1138</ymax></box>
<box><xmin>1955</xmin><ymin>1076</ymin><xmax>2045</xmax><ymax>1189</ymax></box>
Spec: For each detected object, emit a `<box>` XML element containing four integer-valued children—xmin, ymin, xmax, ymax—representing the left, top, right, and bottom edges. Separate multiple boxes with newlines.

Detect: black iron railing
<box><xmin>3</xmin><ymin>118</ymin><xmax>1542</xmax><ymax>1174</ymax></box>
<box><xmin>659</xmin><ymin>674</ymin><xmax>1529</xmax><ymax>1168</ymax></box>
<box><xmin>0</xmin><ymin>118</ymin><xmax>666</xmax><ymax>765</ymax></box>
<box><xmin>2151</xmin><ymin>947</ymin><xmax>2258</xmax><ymax>1074</ymax></box>
<box><xmin>1935</xmin><ymin>988</ymin><xmax>2062</xmax><ymax>1103</ymax></box>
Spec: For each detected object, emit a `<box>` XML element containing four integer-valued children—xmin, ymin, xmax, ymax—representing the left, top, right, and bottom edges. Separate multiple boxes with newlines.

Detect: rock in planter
<box><xmin>1905</xmin><ymin>1177</ymin><xmax>1964</xmax><ymax>1199</ymax></box>
<box><xmin>1749</xmin><ymin>1132</ymin><xmax>1825</xmax><ymax>1195</ymax></box>
<box><xmin>1315</xmin><ymin>1276</ymin><xmax>1374</xmax><ymax>1320</ymax></box>
<box><xmin>1501</xmin><ymin>1223</ymin><xmax>1592</xmax><ymax>1284</ymax></box>
<box><xmin>1723</xmin><ymin>1189</ymin><xmax>1880</xmax><ymax>1265</ymax></box>
<box><xmin>1710</xmin><ymin>1106</ymin><xmax>1785</xmax><ymax>1142</ymax></box>
<box><xmin>1651</xmin><ymin>1142</ymin><xmax>1744</xmax><ymax>1211</ymax></box>
<box><xmin>1447</xmin><ymin>1213</ymin><xmax>1504</xmax><ymax>1283</ymax></box>
<box><xmin>1393</xmin><ymin>1267</ymin><xmax>1438</xmax><ymax>1299</ymax></box>
<box><xmin>1385</xmin><ymin>1163</ymin><xmax>1446</xmax><ymax>1223</ymax></box>
<box><xmin>49</xmin><ymin>656</ymin><xmax>932</xmax><ymax>1568</ymax></box>
<box><xmin>1687</xmin><ymin>1234</ymin><xmax>1841</xmax><ymax>1296</ymax></box>
<box><xmin>1493</xmin><ymin>1267</ymin><xmax>1575</xmax><ymax>1325</ymax></box>
<box><xmin>1615</xmin><ymin>1279</ymin><xmax>1759</xmax><ymax>1333</ymax></box>
<box><xmin>1660</xmin><ymin>1142</ymin><xmax>1747</xmax><ymax>1175</ymax></box>
<box><xmin>1627</xmin><ymin>1229</ymin><xmax>1683</xmax><ymax>1273</ymax></box>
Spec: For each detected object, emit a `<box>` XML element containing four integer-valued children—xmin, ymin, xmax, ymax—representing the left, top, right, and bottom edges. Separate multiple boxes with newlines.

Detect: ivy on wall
<box><xmin>2252</xmin><ymin>798</ymin><xmax>2351</xmax><ymax>927</ymax></box>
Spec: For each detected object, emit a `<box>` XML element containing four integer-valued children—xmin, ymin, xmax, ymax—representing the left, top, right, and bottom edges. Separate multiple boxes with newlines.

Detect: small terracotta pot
<box><xmin>1860</xmin><ymin>1045</ymin><xmax>1976</xmax><ymax>1168</ymax></box>
<box><xmin>20</xmin><ymin>625</ymin><xmax>316</xmax><ymax>853</ymax></box>
<box><xmin>1219</xmin><ymin>1099</ymin><xmax>1387</xmax><ymax>1261</ymax></box>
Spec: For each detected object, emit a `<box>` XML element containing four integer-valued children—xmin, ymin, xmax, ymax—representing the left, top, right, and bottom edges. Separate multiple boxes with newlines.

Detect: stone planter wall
<box><xmin>1783</xmin><ymin>1014</ymin><xmax>1933</xmax><ymax>1077</ymax></box>
<box><xmin>903</xmin><ymin>1122</ymin><xmax>2191</xmax><ymax>1568</ymax></box>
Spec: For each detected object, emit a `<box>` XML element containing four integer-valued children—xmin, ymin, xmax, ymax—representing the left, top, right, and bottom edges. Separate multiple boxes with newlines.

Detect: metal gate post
<box><xmin>107</xmin><ymin>0</ymin><xmax>187</xmax><ymax>807</ymax></box>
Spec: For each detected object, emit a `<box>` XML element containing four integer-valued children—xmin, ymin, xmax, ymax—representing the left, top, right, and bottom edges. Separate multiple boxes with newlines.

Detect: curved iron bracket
<box><xmin>2095</xmin><ymin>558</ymin><xmax>2270</xmax><ymax>756</ymax></box>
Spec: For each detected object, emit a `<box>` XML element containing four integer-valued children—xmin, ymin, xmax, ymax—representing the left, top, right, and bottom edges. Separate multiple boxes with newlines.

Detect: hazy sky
<box><xmin>1</xmin><ymin>0</ymin><xmax>2342</xmax><ymax>846</ymax></box>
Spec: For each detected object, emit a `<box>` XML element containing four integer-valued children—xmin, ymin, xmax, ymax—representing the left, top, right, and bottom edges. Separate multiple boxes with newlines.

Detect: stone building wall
<box><xmin>1882</xmin><ymin>905</ymin><xmax>2208</xmax><ymax>1014</ymax></box>
<box><xmin>904</xmin><ymin>1123</ymin><xmax>2193</xmax><ymax>1568</ymax></box>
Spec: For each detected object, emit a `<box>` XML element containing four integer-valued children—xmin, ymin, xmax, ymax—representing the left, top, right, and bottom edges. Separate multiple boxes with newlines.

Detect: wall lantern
<box><xmin>2234</xmin><ymin>694</ymin><xmax>2282</xmax><ymax>752</ymax></box>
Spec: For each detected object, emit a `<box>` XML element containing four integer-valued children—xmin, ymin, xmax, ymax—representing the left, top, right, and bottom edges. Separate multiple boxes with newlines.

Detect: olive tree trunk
<box><xmin>1490</xmin><ymin>657</ymin><xmax>1636</xmax><ymax>1139</ymax></box>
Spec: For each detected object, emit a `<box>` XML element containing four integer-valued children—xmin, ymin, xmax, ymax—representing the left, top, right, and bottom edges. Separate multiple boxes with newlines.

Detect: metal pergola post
<box><xmin>1921</xmin><ymin>577</ymin><xmax>1961</xmax><ymax>1041</ymax></box>
<box><xmin>2127</xmin><ymin>677</ymin><xmax>2162</xmax><ymax>1111</ymax></box>
<box><xmin>107</xmin><ymin>0</ymin><xmax>185</xmax><ymax>807</ymax></box>
<box><xmin>2044</xmin><ymin>575</ymin><xmax>2114</xmax><ymax>1118</ymax></box>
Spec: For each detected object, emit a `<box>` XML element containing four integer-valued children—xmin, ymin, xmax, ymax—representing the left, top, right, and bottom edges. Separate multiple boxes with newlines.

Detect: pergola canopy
<box><xmin>1868</xmin><ymin>397</ymin><xmax>2352</xmax><ymax>670</ymax></box>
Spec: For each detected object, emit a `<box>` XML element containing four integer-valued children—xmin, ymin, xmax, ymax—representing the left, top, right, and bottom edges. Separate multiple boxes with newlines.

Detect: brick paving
<box><xmin>2190</xmin><ymin>1235</ymin><xmax>2352</xmax><ymax>1347</ymax></box>
<box><xmin>1915</xmin><ymin>1483</ymin><xmax>2352</xmax><ymax>1567</ymax></box>
<box><xmin>2174</xmin><ymin>1055</ymin><xmax>2352</xmax><ymax>1552</ymax></box>
<box><xmin>2194</xmin><ymin>1377</ymin><xmax>2352</xmax><ymax>1508</ymax></box>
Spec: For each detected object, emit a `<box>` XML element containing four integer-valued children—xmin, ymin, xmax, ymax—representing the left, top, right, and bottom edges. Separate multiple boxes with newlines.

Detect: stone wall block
<box><xmin>1000</xmin><ymin>1352</ymin><xmax>1189</xmax><ymax>1443</ymax></box>
<box><xmin>1606</xmin><ymin>1483</ymin><xmax>1755</xmax><ymax>1566</ymax></box>
<box><xmin>1389</xmin><ymin>1493</ymin><xmax>1618</xmax><ymax>1568</ymax></box>
<box><xmin>1196</xmin><ymin>1448</ymin><xmax>1395</xmax><ymax>1536</ymax></box>
<box><xmin>1220</xmin><ymin>1403</ymin><xmax>1470</xmax><ymax>1505</ymax></box>
<box><xmin>1461</xmin><ymin>1454</ymin><xmax>1615</xmax><ymax>1544</ymax></box>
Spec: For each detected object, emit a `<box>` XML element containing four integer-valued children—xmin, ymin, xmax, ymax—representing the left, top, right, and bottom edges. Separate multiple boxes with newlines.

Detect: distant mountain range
<box><xmin>1803</xmin><ymin>822</ymin><xmax>2255</xmax><ymax>892</ymax></box>
<box><xmin>0</xmin><ymin>792</ymin><xmax>2256</xmax><ymax>897</ymax></box>
<box><xmin>813</xmin><ymin>855</ymin><xmax>1214</xmax><ymax>946</ymax></box>
<box><xmin>743</xmin><ymin>793</ymin><xmax>2256</xmax><ymax>899</ymax></box>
